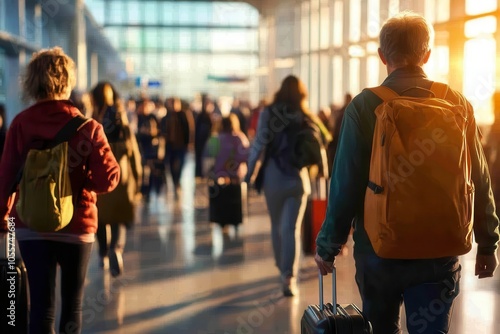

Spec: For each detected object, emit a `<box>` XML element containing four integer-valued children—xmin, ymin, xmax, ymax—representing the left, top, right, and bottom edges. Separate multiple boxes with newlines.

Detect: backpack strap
<box><xmin>367</xmin><ymin>86</ymin><xmax>399</xmax><ymax>102</ymax></box>
<box><xmin>429</xmin><ymin>82</ymin><xmax>449</xmax><ymax>99</ymax></box>
<box><xmin>12</xmin><ymin>116</ymin><xmax>90</xmax><ymax>194</ymax></box>
<box><xmin>53</xmin><ymin>116</ymin><xmax>91</xmax><ymax>146</ymax></box>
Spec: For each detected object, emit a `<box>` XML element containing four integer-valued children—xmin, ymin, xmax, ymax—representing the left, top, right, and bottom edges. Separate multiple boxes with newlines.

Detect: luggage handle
<box><xmin>0</xmin><ymin>229</ymin><xmax>21</xmax><ymax>260</ymax></box>
<box><xmin>1</xmin><ymin>230</ymin><xmax>11</xmax><ymax>259</ymax></box>
<box><xmin>318</xmin><ymin>267</ymin><xmax>337</xmax><ymax>314</ymax></box>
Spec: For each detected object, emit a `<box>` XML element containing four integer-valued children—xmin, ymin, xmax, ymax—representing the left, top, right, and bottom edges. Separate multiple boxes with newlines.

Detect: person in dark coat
<box><xmin>90</xmin><ymin>81</ymin><xmax>142</xmax><ymax>277</ymax></box>
<box><xmin>136</xmin><ymin>98</ymin><xmax>163</xmax><ymax>201</ymax></box>
<box><xmin>161</xmin><ymin>97</ymin><xmax>195</xmax><ymax>199</ymax></box>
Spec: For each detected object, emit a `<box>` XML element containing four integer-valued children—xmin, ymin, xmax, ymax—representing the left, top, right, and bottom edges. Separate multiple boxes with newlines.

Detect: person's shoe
<box><xmin>282</xmin><ymin>276</ymin><xmax>296</xmax><ymax>297</ymax></box>
<box><xmin>109</xmin><ymin>250</ymin><xmax>123</xmax><ymax>277</ymax></box>
<box><xmin>174</xmin><ymin>186</ymin><xmax>181</xmax><ymax>201</ymax></box>
<box><xmin>99</xmin><ymin>256</ymin><xmax>109</xmax><ymax>270</ymax></box>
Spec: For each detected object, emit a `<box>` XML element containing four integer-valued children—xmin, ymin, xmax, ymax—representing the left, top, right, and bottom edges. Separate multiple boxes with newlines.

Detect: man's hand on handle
<box><xmin>314</xmin><ymin>252</ymin><xmax>335</xmax><ymax>276</ymax></box>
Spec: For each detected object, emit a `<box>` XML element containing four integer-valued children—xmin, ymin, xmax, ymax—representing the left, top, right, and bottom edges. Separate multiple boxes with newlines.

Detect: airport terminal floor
<box><xmin>80</xmin><ymin>153</ymin><xmax>499</xmax><ymax>334</ymax></box>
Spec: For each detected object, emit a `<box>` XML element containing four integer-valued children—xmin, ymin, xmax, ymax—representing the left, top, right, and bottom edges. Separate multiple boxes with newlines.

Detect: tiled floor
<box><xmin>81</xmin><ymin>152</ymin><xmax>499</xmax><ymax>334</ymax></box>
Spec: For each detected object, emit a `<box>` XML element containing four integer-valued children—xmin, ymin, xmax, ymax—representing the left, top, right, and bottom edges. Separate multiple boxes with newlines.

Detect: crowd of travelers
<box><xmin>0</xmin><ymin>11</ymin><xmax>499</xmax><ymax>334</ymax></box>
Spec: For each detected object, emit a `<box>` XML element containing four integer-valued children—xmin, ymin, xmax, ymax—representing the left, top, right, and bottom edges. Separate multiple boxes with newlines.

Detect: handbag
<box><xmin>254</xmin><ymin>151</ymin><xmax>268</xmax><ymax>194</ymax></box>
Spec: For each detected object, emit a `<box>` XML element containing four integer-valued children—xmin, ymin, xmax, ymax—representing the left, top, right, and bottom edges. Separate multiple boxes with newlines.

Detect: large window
<box><xmin>107</xmin><ymin>1</ymin><xmax>124</xmax><ymax>24</ymax></box>
<box><xmin>466</xmin><ymin>0</ymin><xmax>496</xmax><ymax>15</ymax></box>
<box><xmin>319</xmin><ymin>0</ymin><xmax>330</xmax><ymax>49</ymax></box>
<box><xmin>332</xmin><ymin>56</ymin><xmax>343</xmax><ymax>105</ymax></box>
<box><xmin>301</xmin><ymin>1</ymin><xmax>310</xmax><ymax>52</ymax></box>
<box><xmin>332</xmin><ymin>1</ymin><xmax>343</xmax><ymax>47</ymax></box>
<box><xmin>463</xmin><ymin>16</ymin><xmax>497</xmax><ymax>125</ymax></box>
<box><xmin>349</xmin><ymin>0</ymin><xmax>361</xmax><ymax>42</ymax></box>
<box><xmin>367</xmin><ymin>0</ymin><xmax>380</xmax><ymax>38</ymax></box>
<box><xmin>425</xmin><ymin>0</ymin><xmax>449</xmax><ymax>23</ymax></box>
<box><xmin>86</xmin><ymin>0</ymin><xmax>259</xmax><ymax>99</ymax></box>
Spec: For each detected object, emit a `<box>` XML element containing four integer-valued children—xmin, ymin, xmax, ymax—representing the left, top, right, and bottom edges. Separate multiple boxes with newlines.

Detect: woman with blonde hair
<box><xmin>90</xmin><ymin>81</ymin><xmax>142</xmax><ymax>277</ymax></box>
<box><xmin>0</xmin><ymin>47</ymin><xmax>119</xmax><ymax>333</ymax></box>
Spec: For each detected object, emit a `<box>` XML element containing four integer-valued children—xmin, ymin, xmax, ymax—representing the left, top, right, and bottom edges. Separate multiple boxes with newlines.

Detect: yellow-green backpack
<box><xmin>16</xmin><ymin>116</ymin><xmax>90</xmax><ymax>232</ymax></box>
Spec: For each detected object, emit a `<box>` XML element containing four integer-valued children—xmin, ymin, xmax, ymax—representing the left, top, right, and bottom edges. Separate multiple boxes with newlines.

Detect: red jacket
<box><xmin>0</xmin><ymin>100</ymin><xmax>120</xmax><ymax>234</ymax></box>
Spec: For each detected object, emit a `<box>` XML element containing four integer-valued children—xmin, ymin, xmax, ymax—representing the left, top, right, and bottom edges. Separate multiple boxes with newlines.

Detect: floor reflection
<box><xmin>80</xmin><ymin>152</ymin><xmax>499</xmax><ymax>334</ymax></box>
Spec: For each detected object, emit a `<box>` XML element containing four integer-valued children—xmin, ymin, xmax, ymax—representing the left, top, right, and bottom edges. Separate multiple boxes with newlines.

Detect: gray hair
<box><xmin>379</xmin><ymin>11</ymin><xmax>433</xmax><ymax>68</ymax></box>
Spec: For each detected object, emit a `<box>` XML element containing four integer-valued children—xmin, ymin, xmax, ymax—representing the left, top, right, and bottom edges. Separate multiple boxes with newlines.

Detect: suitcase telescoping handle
<box><xmin>319</xmin><ymin>267</ymin><xmax>337</xmax><ymax>314</ymax></box>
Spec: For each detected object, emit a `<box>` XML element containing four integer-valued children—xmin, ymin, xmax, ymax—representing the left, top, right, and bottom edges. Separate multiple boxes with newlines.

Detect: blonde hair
<box><xmin>379</xmin><ymin>11</ymin><xmax>433</xmax><ymax>68</ymax></box>
<box><xmin>22</xmin><ymin>46</ymin><xmax>76</xmax><ymax>101</ymax></box>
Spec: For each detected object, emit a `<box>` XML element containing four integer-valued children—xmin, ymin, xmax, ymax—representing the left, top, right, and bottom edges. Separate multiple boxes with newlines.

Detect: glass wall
<box><xmin>86</xmin><ymin>0</ymin><xmax>259</xmax><ymax>101</ymax></box>
<box><xmin>262</xmin><ymin>0</ymin><xmax>500</xmax><ymax>126</ymax></box>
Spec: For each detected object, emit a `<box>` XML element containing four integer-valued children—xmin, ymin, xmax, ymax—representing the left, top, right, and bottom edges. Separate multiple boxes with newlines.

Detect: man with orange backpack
<box><xmin>315</xmin><ymin>12</ymin><xmax>499</xmax><ymax>334</ymax></box>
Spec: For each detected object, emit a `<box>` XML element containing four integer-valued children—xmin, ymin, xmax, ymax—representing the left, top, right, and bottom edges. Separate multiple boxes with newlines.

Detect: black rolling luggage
<box><xmin>301</xmin><ymin>269</ymin><xmax>372</xmax><ymax>334</ymax></box>
<box><xmin>208</xmin><ymin>178</ymin><xmax>247</xmax><ymax>227</ymax></box>
<box><xmin>0</xmin><ymin>231</ymin><xmax>29</xmax><ymax>333</ymax></box>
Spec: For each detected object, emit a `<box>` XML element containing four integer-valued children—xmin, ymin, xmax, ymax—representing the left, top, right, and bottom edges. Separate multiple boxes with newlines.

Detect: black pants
<box><xmin>141</xmin><ymin>159</ymin><xmax>166</xmax><ymax>199</ymax></box>
<box><xmin>166</xmin><ymin>147</ymin><xmax>187</xmax><ymax>188</ymax></box>
<box><xmin>18</xmin><ymin>240</ymin><xmax>93</xmax><ymax>334</ymax></box>
<box><xmin>96</xmin><ymin>223</ymin><xmax>126</xmax><ymax>258</ymax></box>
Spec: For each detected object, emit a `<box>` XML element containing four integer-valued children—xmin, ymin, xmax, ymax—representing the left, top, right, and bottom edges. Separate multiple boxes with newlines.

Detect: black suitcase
<box><xmin>208</xmin><ymin>179</ymin><xmax>247</xmax><ymax>227</ymax></box>
<box><xmin>0</xmin><ymin>231</ymin><xmax>29</xmax><ymax>333</ymax></box>
<box><xmin>301</xmin><ymin>269</ymin><xmax>372</xmax><ymax>334</ymax></box>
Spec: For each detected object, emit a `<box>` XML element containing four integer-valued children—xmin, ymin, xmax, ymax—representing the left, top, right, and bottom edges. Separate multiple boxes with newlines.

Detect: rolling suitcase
<box><xmin>302</xmin><ymin>177</ymin><xmax>328</xmax><ymax>255</ymax></box>
<box><xmin>208</xmin><ymin>178</ymin><xmax>247</xmax><ymax>227</ymax></box>
<box><xmin>0</xmin><ymin>231</ymin><xmax>29</xmax><ymax>333</ymax></box>
<box><xmin>301</xmin><ymin>269</ymin><xmax>372</xmax><ymax>334</ymax></box>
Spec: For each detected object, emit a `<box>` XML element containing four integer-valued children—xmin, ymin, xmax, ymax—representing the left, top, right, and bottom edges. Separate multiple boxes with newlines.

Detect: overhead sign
<box><xmin>135</xmin><ymin>77</ymin><xmax>162</xmax><ymax>88</ymax></box>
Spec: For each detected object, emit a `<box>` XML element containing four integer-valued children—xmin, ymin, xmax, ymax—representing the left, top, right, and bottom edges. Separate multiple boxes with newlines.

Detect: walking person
<box><xmin>195</xmin><ymin>95</ymin><xmax>214</xmax><ymax>178</ymax></box>
<box><xmin>161</xmin><ymin>97</ymin><xmax>195</xmax><ymax>200</ymax></box>
<box><xmin>245</xmin><ymin>75</ymin><xmax>328</xmax><ymax>297</ymax></box>
<box><xmin>0</xmin><ymin>47</ymin><xmax>120</xmax><ymax>334</ymax></box>
<box><xmin>90</xmin><ymin>81</ymin><xmax>142</xmax><ymax>277</ymax></box>
<box><xmin>136</xmin><ymin>97</ymin><xmax>163</xmax><ymax>202</ymax></box>
<box><xmin>205</xmin><ymin>114</ymin><xmax>249</xmax><ymax>229</ymax></box>
<box><xmin>314</xmin><ymin>12</ymin><xmax>499</xmax><ymax>334</ymax></box>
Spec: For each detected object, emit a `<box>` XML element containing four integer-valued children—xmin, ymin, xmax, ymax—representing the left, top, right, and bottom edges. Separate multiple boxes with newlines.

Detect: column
<box><xmin>379</xmin><ymin>0</ymin><xmax>390</xmax><ymax>82</ymax></box>
<box><xmin>448</xmin><ymin>0</ymin><xmax>465</xmax><ymax>90</ymax></box>
<box><xmin>359</xmin><ymin>0</ymin><xmax>368</xmax><ymax>89</ymax></box>
<box><xmin>268</xmin><ymin>15</ymin><xmax>277</xmax><ymax>100</ymax></box>
<box><xmin>342</xmin><ymin>0</ymin><xmax>350</xmax><ymax>96</ymax></box>
<box><xmin>90</xmin><ymin>52</ymin><xmax>98</xmax><ymax>88</ymax></box>
<box><xmin>74</xmin><ymin>0</ymin><xmax>87</xmax><ymax>90</ymax></box>
<box><xmin>18</xmin><ymin>0</ymin><xmax>26</xmax><ymax>65</ymax></box>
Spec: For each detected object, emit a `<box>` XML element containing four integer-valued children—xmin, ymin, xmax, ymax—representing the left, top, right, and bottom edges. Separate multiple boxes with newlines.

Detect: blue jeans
<box><xmin>354</xmin><ymin>253</ymin><xmax>461</xmax><ymax>334</ymax></box>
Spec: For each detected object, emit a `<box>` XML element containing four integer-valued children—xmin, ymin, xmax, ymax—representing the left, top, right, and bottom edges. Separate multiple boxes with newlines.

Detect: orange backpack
<box><xmin>364</xmin><ymin>82</ymin><xmax>474</xmax><ymax>259</ymax></box>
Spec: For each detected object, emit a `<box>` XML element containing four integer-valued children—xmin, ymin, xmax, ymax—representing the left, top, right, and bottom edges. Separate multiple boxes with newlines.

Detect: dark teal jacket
<box><xmin>316</xmin><ymin>66</ymin><xmax>500</xmax><ymax>260</ymax></box>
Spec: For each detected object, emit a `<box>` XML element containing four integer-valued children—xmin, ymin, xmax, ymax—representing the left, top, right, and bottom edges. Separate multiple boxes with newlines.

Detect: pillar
<box><xmin>74</xmin><ymin>0</ymin><xmax>87</xmax><ymax>90</ymax></box>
